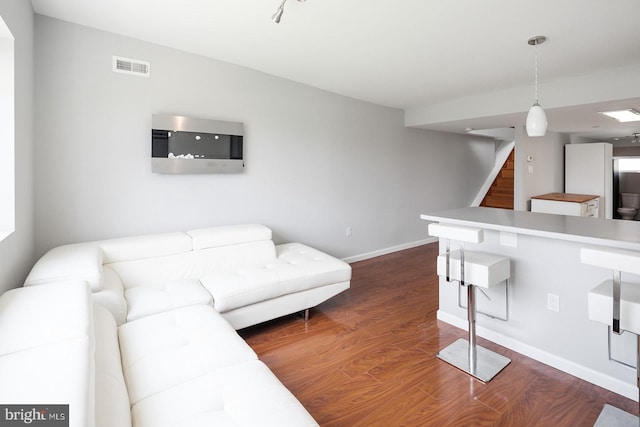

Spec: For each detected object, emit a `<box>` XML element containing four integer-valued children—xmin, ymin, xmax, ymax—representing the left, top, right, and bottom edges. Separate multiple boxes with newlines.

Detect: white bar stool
<box><xmin>428</xmin><ymin>222</ymin><xmax>511</xmax><ymax>382</ymax></box>
<box><xmin>581</xmin><ymin>246</ymin><xmax>640</xmax><ymax>426</ymax></box>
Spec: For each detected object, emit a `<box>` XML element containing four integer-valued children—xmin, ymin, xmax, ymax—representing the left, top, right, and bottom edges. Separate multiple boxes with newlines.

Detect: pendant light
<box><xmin>526</xmin><ymin>36</ymin><xmax>547</xmax><ymax>137</ymax></box>
<box><xmin>272</xmin><ymin>0</ymin><xmax>306</xmax><ymax>24</ymax></box>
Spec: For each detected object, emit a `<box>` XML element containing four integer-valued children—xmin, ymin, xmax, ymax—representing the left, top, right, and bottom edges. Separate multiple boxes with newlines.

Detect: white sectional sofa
<box><xmin>1</xmin><ymin>224</ymin><xmax>352</xmax><ymax>427</ymax></box>
<box><xmin>0</xmin><ymin>282</ymin><xmax>321</xmax><ymax>426</ymax></box>
<box><xmin>24</xmin><ymin>224</ymin><xmax>351</xmax><ymax>329</ymax></box>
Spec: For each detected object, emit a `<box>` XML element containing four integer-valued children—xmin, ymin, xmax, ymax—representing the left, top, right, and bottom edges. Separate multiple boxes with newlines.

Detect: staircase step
<box><xmin>500</xmin><ymin>169</ymin><xmax>514</xmax><ymax>178</ymax></box>
<box><xmin>488</xmin><ymin>188</ymin><xmax>513</xmax><ymax>196</ymax></box>
<box><xmin>496</xmin><ymin>177</ymin><xmax>514</xmax><ymax>187</ymax></box>
<box><xmin>480</xmin><ymin>148</ymin><xmax>514</xmax><ymax>210</ymax></box>
<box><xmin>483</xmin><ymin>195</ymin><xmax>514</xmax><ymax>209</ymax></box>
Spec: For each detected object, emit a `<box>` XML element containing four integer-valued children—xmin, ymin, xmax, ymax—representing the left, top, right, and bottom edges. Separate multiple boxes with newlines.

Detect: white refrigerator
<box><xmin>564</xmin><ymin>142</ymin><xmax>613</xmax><ymax>219</ymax></box>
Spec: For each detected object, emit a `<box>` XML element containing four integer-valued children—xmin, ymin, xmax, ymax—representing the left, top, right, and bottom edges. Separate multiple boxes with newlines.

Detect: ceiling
<box><xmin>30</xmin><ymin>0</ymin><xmax>640</xmax><ymax>143</ymax></box>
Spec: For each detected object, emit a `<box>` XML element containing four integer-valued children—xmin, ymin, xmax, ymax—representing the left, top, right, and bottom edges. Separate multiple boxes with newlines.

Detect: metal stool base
<box><xmin>437</xmin><ymin>338</ymin><xmax>511</xmax><ymax>383</ymax></box>
<box><xmin>593</xmin><ymin>404</ymin><xmax>638</xmax><ymax>427</ymax></box>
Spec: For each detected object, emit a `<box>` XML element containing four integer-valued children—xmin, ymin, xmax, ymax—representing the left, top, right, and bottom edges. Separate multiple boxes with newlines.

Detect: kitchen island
<box><xmin>421</xmin><ymin>207</ymin><xmax>640</xmax><ymax>399</ymax></box>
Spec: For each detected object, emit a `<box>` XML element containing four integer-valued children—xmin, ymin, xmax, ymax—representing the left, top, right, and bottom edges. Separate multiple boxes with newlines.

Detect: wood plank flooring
<box><xmin>240</xmin><ymin>243</ymin><xmax>638</xmax><ymax>426</ymax></box>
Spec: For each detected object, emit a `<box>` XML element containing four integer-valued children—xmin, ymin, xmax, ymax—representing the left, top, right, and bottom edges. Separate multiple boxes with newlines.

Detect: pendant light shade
<box><xmin>272</xmin><ymin>0</ymin><xmax>286</xmax><ymax>23</ymax></box>
<box><xmin>526</xmin><ymin>36</ymin><xmax>547</xmax><ymax>137</ymax></box>
<box><xmin>526</xmin><ymin>103</ymin><xmax>547</xmax><ymax>137</ymax></box>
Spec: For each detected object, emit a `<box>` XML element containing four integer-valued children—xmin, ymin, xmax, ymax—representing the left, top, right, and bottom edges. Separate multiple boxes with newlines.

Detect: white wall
<box><xmin>0</xmin><ymin>3</ymin><xmax>35</xmax><ymax>294</ymax></box>
<box><xmin>514</xmin><ymin>127</ymin><xmax>567</xmax><ymax>211</ymax></box>
<box><xmin>34</xmin><ymin>16</ymin><xmax>495</xmax><ymax>260</ymax></box>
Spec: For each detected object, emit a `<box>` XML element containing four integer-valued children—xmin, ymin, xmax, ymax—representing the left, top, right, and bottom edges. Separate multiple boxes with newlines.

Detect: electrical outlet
<box><xmin>547</xmin><ymin>293</ymin><xmax>560</xmax><ymax>312</ymax></box>
<box><xmin>346</xmin><ymin>227</ymin><xmax>352</xmax><ymax>237</ymax></box>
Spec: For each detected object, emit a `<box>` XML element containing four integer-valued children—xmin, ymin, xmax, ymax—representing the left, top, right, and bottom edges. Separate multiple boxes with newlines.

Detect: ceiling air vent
<box><xmin>113</xmin><ymin>56</ymin><xmax>150</xmax><ymax>77</ymax></box>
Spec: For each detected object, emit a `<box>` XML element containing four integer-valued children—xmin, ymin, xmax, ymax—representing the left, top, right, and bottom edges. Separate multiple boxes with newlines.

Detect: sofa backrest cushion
<box><xmin>187</xmin><ymin>224</ymin><xmax>272</xmax><ymax>250</ymax></box>
<box><xmin>96</xmin><ymin>232</ymin><xmax>193</xmax><ymax>263</ymax></box>
<box><xmin>109</xmin><ymin>241</ymin><xmax>277</xmax><ymax>289</ymax></box>
<box><xmin>23</xmin><ymin>244</ymin><xmax>104</xmax><ymax>291</ymax></box>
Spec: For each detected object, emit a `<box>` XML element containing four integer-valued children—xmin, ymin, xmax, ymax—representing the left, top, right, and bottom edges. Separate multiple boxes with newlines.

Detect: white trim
<box><xmin>341</xmin><ymin>238</ymin><xmax>437</xmax><ymax>263</ymax></box>
<box><xmin>436</xmin><ymin>310</ymin><xmax>638</xmax><ymax>401</ymax></box>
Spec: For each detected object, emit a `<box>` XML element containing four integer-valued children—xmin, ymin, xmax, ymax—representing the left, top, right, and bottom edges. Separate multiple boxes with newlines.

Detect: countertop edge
<box><xmin>420</xmin><ymin>210</ymin><xmax>640</xmax><ymax>251</ymax></box>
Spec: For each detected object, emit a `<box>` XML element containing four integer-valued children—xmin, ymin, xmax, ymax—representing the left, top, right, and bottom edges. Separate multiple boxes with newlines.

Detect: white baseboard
<box><xmin>436</xmin><ymin>310</ymin><xmax>638</xmax><ymax>401</ymax></box>
<box><xmin>341</xmin><ymin>238</ymin><xmax>437</xmax><ymax>264</ymax></box>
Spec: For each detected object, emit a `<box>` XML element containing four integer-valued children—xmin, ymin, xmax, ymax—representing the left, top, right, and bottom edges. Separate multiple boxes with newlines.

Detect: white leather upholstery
<box><xmin>124</xmin><ymin>279</ymin><xmax>212</xmax><ymax>322</ymax></box>
<box><xmin>16</xmin><ymin>224</ymin><xmax>349</xmax><ymax>427</ymax></box>
<box><xmin>91</xmin><ymin>266</ymin><xmax>127</xmax><ymax>325</ymax></box>
<box><xmin>187</xmin><ymin>224</ymin><xmax>272</xmax><ymax>250</ymax></box>
<box><xmin>131</xmin><ymin>361</ymin><xmax>319</xmax><ymax>427</ymax></box>
<box><xmin>118</xmin><ymin>305</ymin><xmax>257</xmax><ymax>405</ymax></box>
<box><xmin>222</xmin><ymin>280</ymin><xmax>350</xmax><ymax>330</ymax></box>
<box><xmin>201</xmin><ymin>243</ymin><xmax>351</xmax><ymax>314</ymax></box>
<box><xmin>436</xmin><ymin>250</ymin><xmax>510</xmax><ymax>288</ymax></box>
<box><xmin>588</xmin><ymin>279</ymin><xmax>640</xmax><ymax>335</ymax></box>
<box><xmin>94</xmin><ymin>305</ymin><xmax>131</xmax><ymax>427</ymax></box>
<box><xmin>108</xmin><ymin>241</ymin><xmax>277</xmax><ymax>289</ymax></box>
<box><xmin>97</xmin><ymin>232</ymin><xmax>193</xmax><ymax>263</ymax></box>
<box><xmin>24</xmin><ymin>244</ymin><xmax>104</xmax><ymax>291</ymax></box>
<box><xmin>0</xmin><ymin>282</ymin><xmax>96</xmax><ymax>427</ymax></box>
<box><xmin>24</xmin><ymin>224</ymin><xmax>350</xmax><ymax>330</ymax></box>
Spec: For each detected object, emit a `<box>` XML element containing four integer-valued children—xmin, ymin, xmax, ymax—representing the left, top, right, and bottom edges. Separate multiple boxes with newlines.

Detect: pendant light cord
<box><xmin>534</xmin><ymin>40</ymin><xmax>539</xmax><ymax>105</ymax></box>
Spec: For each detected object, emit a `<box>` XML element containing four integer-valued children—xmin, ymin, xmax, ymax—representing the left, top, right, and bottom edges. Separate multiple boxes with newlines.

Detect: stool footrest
<box><xmin>436</xmin><ymin>338</ymin><xmax>511</xmax><ymax>383</ymax></box>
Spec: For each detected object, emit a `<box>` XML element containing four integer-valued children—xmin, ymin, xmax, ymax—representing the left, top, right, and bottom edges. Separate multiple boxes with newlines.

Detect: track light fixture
<box><xmin>272</xmin><ymin>0</ymin><xmax>306</xmax><ymax>24</ymax></box>
<box><xmin>526</xmin><ymin>35</ymin><xmax>548</xmax><ymax>137</ymax></box>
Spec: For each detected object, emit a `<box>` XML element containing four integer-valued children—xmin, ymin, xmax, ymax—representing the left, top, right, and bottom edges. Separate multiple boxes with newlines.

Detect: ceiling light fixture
<box><xmin>633</xmin><ymin>133</ymin><xmax>640</xmax><ymax>144</ymax></box>
<box><xmin>526</xmin><ymin>35</ymin><xmax>547</xmax><ymax>137</ymax></box>
<box><xmin>272</xmin><ymin>0</ymin><xmax>306</xmax><ymax>24</ymax></box>
<box><xmin>599</xmin><ymin>109</ymin><xmax>640</xmax><ymax>123</ymax></box>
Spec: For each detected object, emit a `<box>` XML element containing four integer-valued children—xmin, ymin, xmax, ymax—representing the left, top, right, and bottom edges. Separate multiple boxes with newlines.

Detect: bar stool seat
<box><xmin>581</xmin><ymin>246</ymin><xmax>640</xmax><ymax>426</ymax></box>
<box><xmin>436</xmin><ymin>250</ymin><xmax>510</xmax><ymax>289</ymax></box>
<box><xmin>589</xmin><ymin>280</ymin><xmax>640</xmax><ymax>336</ymax></box>
<box><xmin>429</xmin><ymin>222</ymin><xmax>511</xmax><ymax>383</ymax></box>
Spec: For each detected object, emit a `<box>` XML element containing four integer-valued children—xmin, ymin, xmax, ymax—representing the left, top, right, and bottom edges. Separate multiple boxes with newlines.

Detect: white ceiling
<box><xmin>30</xmin><ymin>0</ymin><xmax>640</xmax><ymax>142</ymax></box>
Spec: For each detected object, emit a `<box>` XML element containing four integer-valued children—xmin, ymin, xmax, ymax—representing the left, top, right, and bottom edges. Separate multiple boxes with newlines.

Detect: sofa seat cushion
<box><xmin>131</xmin><ymin>360</ymin><xmax>318</xmax><ymax>427</ymax></box>
<box><xmin>118</xmin><ymin>305</ymin><xmax>257</xmax><ymax>405</ymax></box>
<box><xmin>200</xmin><ymin>243</ymin><xmax>351</xmax><ymax>313</ymax></box>
<box><xmin>124</xmin><ymin>279</ymin><xmax>212</xmax><ymax>322</ymax></box>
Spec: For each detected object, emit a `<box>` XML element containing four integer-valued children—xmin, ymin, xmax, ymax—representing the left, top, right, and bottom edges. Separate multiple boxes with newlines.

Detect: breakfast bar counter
<box><xmin>420</xmin><ymin>207</ymin><xmax>640</xmax><ymax>400</ymax></box>
<box><xmin>420</xmin><ymin>206</ymin><xmax>640</xmax><ymax>251</ymax></box>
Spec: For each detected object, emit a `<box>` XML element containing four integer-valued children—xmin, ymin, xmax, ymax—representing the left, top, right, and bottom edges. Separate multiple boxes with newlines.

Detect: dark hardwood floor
<box><xmin>240</xmin><ymin>243</ymin><xmax>638</xmax><ymax>426</ymax></box>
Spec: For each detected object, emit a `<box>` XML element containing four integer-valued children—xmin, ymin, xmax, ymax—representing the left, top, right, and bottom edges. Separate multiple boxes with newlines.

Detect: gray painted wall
<box><xmin>34</xmin><ymin>15</ymin><xmax>495</xmax><ymax>260</ymax></box>
<box><xmin>0</xmin><ymin>2</ymin><xmax>35</xmax><ymax>294</ymax></box>
<box><xmin>514</xmin><ymin>127</ymin><xmax>567</xmax><ymax>211</ymax></box>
